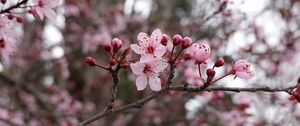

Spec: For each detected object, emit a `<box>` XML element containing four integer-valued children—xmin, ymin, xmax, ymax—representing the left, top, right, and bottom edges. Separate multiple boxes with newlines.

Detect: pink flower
<box><xmin>231</xmin><ymin>60</ymin><xmax>254</xmax><ymax>79</ymax></box>
<box><xmin>30</xmin><ymin>0</ymin><xmax>60</xmax><ymax>21</ymax></box>
<box><xmin>187</xmin><ymin>42</ymin><xmax>211</xmax><ymax>63</ymax></box>
<box><xmin>130</xmin><ymin>60</ymin><xmax>168</xmax><ymax>91</ymax></box>
<box><xmin>0</xmin><ymin>17</ymin><xmax>17</xmax><ymax>63</ymax></box>
<box><xmin>130</xmin><ymin>29</ymin><xmax>166</xmax><ymax>62</ymax></box>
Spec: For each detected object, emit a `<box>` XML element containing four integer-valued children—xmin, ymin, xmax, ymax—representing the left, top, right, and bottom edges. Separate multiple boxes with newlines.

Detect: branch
<box><xmin>0</xmin><ymin>0</ymin><xmax>29</xmax><ymax>14</ymax></box>
<box><xmin>77</xmin><ymin>83</ymin><xmax>297</xmax><ymax>126</ymax></box>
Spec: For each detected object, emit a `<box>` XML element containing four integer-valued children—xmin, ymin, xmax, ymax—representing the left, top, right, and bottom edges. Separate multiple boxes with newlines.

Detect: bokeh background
<box><xmin>1</xmin><ymin>0</ymin><xmax>300</xmax><ymax>125</ymax></box>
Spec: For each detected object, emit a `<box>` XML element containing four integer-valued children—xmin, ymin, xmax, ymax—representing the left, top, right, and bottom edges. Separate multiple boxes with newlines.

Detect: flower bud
<box><xmin>7</xmin><ymin>15</ymin><xmax>14</xmax><ymax>20</ymax></box>
<box><xmin>182</xmin><ymin>37</ymin><xmax>192</xmax><ymax>49</ymax></box>
<box><xmin>1</xmin><ymin>0</ymin><xmax>6</xmax><ymax>4</ymax></box>
<box><xmin>110</xmin><ymin>58</ymin><xmax>117</xmax><ymax>66</ymax></box>
<box><xmin>111</xmin><ymin>38</ymin><xmax>122</xmax><ymax>52</ymax></box>
<box><xmin>161</xmin><ymin>34</ymin><xmax>169</xmax><ymax>46</ymax></box>
<box><xmin>16</xmin><ymin>17</ymin><xmax>23</xmax><ymax>24</ymax></box>
<box><xmin>84</xmin><ymin>57</ymin><xmax>96</xmax><ymax>66</ymax></box>
<box><xmin>172</xmin><ymin>34</ymin><xmax>182</xmax><ymax>46</ymax></box>
<box><xmin>206</xmin><ymin>68</ymin><xmax>216</xmax><ymax>78</ymax></box>
<box><xmin>0</xmin><ymin>38</ymin><xmax>5</xmax><ymax>48</ymax></box>
<box><xmin>184</xmin><ymin>52</ymin><xmax>192</xmax><ymax>60</ymax></box>
<box><xmin>121</xmin><ymin>63</ymin><xmax>129</xmax><ymax>69</ymax></box>
<box><xmin>214</xmin><ymin>58</ymin><xmax>224</xmax><ymax>68</ymax></box>
<box><xmin>103</xmin><ymin>43</ymin><xmax>111</xmax><ymax>52</ymax></box>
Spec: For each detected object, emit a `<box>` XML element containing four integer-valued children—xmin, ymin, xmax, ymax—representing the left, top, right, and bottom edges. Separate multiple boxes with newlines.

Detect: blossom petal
<box><xmin>36</xmin><ymin>8</ymin><xmax>44</xmax><ymax>20</ymax></box>
<box><xmin>236</xmin><ymin>70</ymin><xmax>254</xmax><ymax>79</ymax></box>
<box><xmin>140</xmin><ymin>54</ymin><xmax>156</xmax><ymax>62</ymax></box>
<box><xmin>136</xmin><ymin>74</ymin><xmax>147</xmax><ymax>91</ymax></box>
<box><xmin>150</xmin><ymin>29</ymin><xmax>162</xmax><ymax>45</ymax></box>
<box><xmin>234</xmin><ymin>60</ymin><xmax>250</xmax><ymax>71</ymax></box>
<box><xmin>130</xmin><ymin>44</ymin><xmax>145</xmax><ymax>54</ymax></box>
<box><xmin>149</xmin><ymin>75</ymin><xmax>161</xmax><ymax>91</ymax></box>
<box><xmin>43</xmin><ymin>7</ymin><xmax>57</xmax><ymax>21</ymax></box>
<box><xmin>154</xmin><ymin>44</ymin><xmax>166</xmax><ymax>57</ymax></box>
<box><xmin>152</xmin><ymin>60</ymin><xmax>168</xmax><ymax>73</ymax></box>
<box><xmin>137</xmin><ymin>32</ymin><xmax>149</xmax><ymax>46</ymax></box>
<box><xmin>130</xmin><ymin>62</ymin><xmax>145</xmax><ymax>75</ymax></box>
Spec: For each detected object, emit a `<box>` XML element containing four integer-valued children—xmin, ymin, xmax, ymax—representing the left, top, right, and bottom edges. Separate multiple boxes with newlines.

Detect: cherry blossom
<box><xmin>0</xmin><ymin>17</ymin><xmax>17</xmax><ymax>63</ymax></box>
<box><xmin>30</xmin><ymin>0</ymin><xmax>60</xmax><ymax>21</ymax></box>
<box><xmin>231</xmin><ymin>60</ymin><xmax>255</xmax><ymax>79</ymax></box>
<box><xmin>187</xmin><ymin>42</ymin><xmax>211</xmax><ymax>64</ymax></box>
<box><xmin>130</xmin><ymin>59</ymin><xmax>168</xmax><ymax>91</ymax></box>
<box><xmin>130</xmin><ymin>29</ymin><xmax>166</xmax><ymax>62</ymax></box>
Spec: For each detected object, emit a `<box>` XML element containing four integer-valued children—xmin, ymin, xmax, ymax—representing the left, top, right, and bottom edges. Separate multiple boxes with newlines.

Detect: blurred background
<box><xmin>1</xmin><ymin>0</ymin><xmax>300</xmax><ymax>125</ymax></box>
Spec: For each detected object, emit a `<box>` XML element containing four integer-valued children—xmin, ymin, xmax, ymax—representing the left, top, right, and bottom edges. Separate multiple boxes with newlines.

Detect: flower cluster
<box><xmin>130</xmin><ymin>29</ymin><xmax>168</xmax><ymax>91</ymax></box>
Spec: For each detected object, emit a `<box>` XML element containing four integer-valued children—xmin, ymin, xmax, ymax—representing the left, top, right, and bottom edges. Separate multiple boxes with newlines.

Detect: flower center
<box><xmin>143</xmin><ymin>64</ymin><xmax>154</xmax><ymax>75</ymax></box>
<box><xmin>38</xmin><ymin>1</ymin><xmax>45</xmax><ymax>7</ymax></box>
<box><xmin>146</xmin><ymin>45</ymin><xmax>155</xmax><ymax>54</ymax></box>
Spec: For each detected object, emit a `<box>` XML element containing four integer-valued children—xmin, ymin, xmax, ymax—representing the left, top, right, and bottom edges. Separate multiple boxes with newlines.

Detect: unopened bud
<box><xmin>161</xmin><ymin>34</ymin><xmax>169</xmax><ymax>46</ymax></box>
<box><xmin>84</xmin><ymin>57</ymin><xmax>96</xmax><ymax>66</ymax></box>
<box><xmin>0</xmin><ymin>38</ymin><xmax>5</xmax><ymax>48</ymax></box>
<box><xmin>1</xmin><ymin>0</ymin><xmax>7</xmax><ymax>4</ymax></box>
<box><xmin>110</xmin><ymin>58</ymin><xmax>117</xmax><ymax>66</ymax></box>
<box><xmin>184</xmin><ymin>52</ymin><xmax>192</xmax><ymax>60</ymax></box>
<box><xmin>182</xmin><ymin>37</ymin><xmax>192</xmax><ymax>49</ymax></box>
<box><xmin>214</xmin><ymin>58</ymin><xmax>224</xmax><ymax>67</ymax></box>
<box><xmin>172</xmin><ymin>34</ymin><xmax>182</xmax><ymax>46</ymax></box>
<box><xmin>121</xmin><ymin>63</ymin><xmax>129</xmax><ymax>69</ymax></box>
<box><xmin>7</xmin><ymin>15</ymin><xmax>14</xmax><ymax>20</ymax></box>
<box><xmin>103</xmin><ymin>43</ymin><xmax>111</xmax><ymax>52</ymax></box>
<box><xmin>111</xmin><ymin>38</ymin><xmax>122</xmax><ymax>52</ymax></box>
<box><xmin>206</xmin><ymin>68</ymin><xmax>216</xmax><ymax>78</ymax></box>
<box><xmin>16</xmin><ymin>17</ymin><xmax>23</xmax><ymax>23</ymax></box>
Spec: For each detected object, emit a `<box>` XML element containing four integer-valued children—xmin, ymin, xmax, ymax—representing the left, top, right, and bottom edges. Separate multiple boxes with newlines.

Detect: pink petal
<box><xmin>130</xmin><ymin>62</ymin><xmax>145</xmax><ymax>75</ymax></box>
<box><xmin>236</xmin><ymin>70</ymin><xmax>254</xmax><ymax>79</ymax></box>
<box><xmin>43</xmin><ymin>7</ymin><xmax>57</xmax><ymax>21</ymax></box>
<box><xmin>140</xmin><ymin>54</ymin><xmax>156</xmax><ymax>62</ymax></box>
<box><xmin>150</xmin><ymin>29</ymin><xmax>162</xmax><ymax>45</ymax></box>
<box><xmin>36</xmin><ymin>8</ymin><xmax>44</xmax><ymax>20</ymax></box>
<box><xmin>136</xmin><ymin>74</ymin><xmax>147</xmax><ymax>91</ymax></box>
<box><xmin>152</xmin><ymin>60</ymin><xmax>168</xmax><ymax>73</ymax></box>
<box><xmin>234</xmin><ymin>60</ymin><xmax>250</xmax><ymax>71</ymax></box>
<box><xmin>130</xmin><ymin>44</ymin><xmax>145</xmax><ymax>54</ymax></box>
<box><xmin>137</xmin><ymin>32</ymin><xmax>149</xmax><ymax>46</ymax></box>
<box><xmin>46</xmin><ymin>0</ymin><xmax>60</xmax><ymax>8</ymax></box>
<box><xmin>154</xmin><ymin>44</ymin><xmax>166</xmax><ymax>57</ymax></box>
<box><xmin>148</xmin><ymin>75</ymin><xmax>161</xmax><ymax>91</ymax></box>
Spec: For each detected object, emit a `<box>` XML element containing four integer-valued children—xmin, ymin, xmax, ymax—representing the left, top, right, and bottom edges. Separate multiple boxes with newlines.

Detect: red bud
<box><xmin>172</xmin><ymin>34</ymin><xmax>182</xmax><ymax>46</ymax></box>
<box><xmin>110</xmin><ymin>58</ymin><xmax>117</xmax><ymax>66</ymax></box>
<box><xmin>161</xmin><ymin>34</ymin><xmax>169</xmax><ymax>46</ymax></box>
<box><xmin>182</xmin><ymin>37</ymin><xmax>192</xmax><ymax>49</ymax></box>
<box><xmin>111</xmin><ymin>38</ymin><xmax>122</xmax><ymax>52</ymax></box>
<box><xmin>214</xmin><ymin>58</ymin><xmax>224</xmax><ymax>68</ymax></box>
<box><xmin>84</xmin><ymin>57</ymin><xmax>96</xmax><ymax>66</ymax></box>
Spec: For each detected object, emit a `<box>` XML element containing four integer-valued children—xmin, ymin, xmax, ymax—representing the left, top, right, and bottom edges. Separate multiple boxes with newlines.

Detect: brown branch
<box><xmin>77</xmin><ymin>82</ymin><xmax>297</xmax><ymax>126</ymax></box>
<box><xmin>0</xmin><ymin>0</ymin><xmax>29</xmax><ymax>14</ymax></box>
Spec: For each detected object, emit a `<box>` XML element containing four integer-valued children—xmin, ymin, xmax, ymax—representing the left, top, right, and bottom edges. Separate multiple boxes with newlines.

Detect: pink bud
<box><xmin>103</xmin><ymin>43</ymin><xmax>111</xmax><ymax>52</ymax></box>
<box><xmin>0</xmin><ymin>38</ymin><xmax>5</xmax><ymax>48</ymax></box>
<box><xmin>182</xmin><ymin>37</ymin><xmax>192</xmax><ymax>49</ymax></box>
<box><xmin>7</xmin><ymin>15</ymin><xmax>14</xmax><ymax>20</ymax></box>
<box><xmin>110</xmin><ymin>58</ymin><xmax>117</xmax><ymax>66</ymax></box>
<box><xmin>161</xmin><ymin>34</ymin><xmax>169</xmax><ymax>46</ymax></box>
<box><xmin>1</xmin><ymin>0</ymin><xmax>6</xmax><ymax>4</ymax></box>
<box><xmin>16</xmin><ymin>17</ymin><xmax>23</xmax><ymax>23</ymax></box>
<box><xmin>121</xmin><ymin>63</ymin><xmax>129</xmax><ymax>69</ymax></box>
<box><xmin>111</xmin><ymin>38</ymin><xmax>122</xmax><ymax>52</ymax></box>
<box><xmin>206</xmin><ymin>68</ymin><xmax>216</xmax><ymax>78</ymax></box>
<box><xmin>184</xmin><ymin>52</ymin><xmax>192</xmax><ymax>60</ymax></box>
<box><xmin>172</xmin><ymin>34</ymin><xmax>182</xmax><ymax>46</ymax></box>
<box><xmin>84</xmin><ymin>57</ymin><xmax>96</xmax><ymax>66</ymax></box>
<box><xmin>214</xmin><ymin>58</ymin><xmax>224</xmax><ymax>67</ymax></box>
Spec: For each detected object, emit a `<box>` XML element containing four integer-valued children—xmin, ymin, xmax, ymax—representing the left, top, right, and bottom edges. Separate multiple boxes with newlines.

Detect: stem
<box><xmin>210</xmin><ymin>72</ymin><xmax>231</xmax><ymax>84</ymax></box>
<box><xmin>197</xmin><ymin>64</ymin><xmax>205</xmax><ymax>83</ymax></box>
<box><xmin>169</xmin><ymin>46</ymin><xmax>175</xmax><ymax>62</ymax></box>
<box><xmin>95</xmin><ymin>64</ymin><xmax>109</xmax><ymax>70</ymax></box>
<box><xmin>173</xmin><ymin>48</ymin><xmax>183</xmax><ymax>62</ymax></box>
<box><xmin>0</xmin><ymin>0</ymin><xmax>29</xmax><ymax>14</ymax></box>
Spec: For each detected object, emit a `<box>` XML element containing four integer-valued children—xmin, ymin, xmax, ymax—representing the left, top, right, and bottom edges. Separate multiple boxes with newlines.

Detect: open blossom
<box><xmin>130</xmin><ymin>29</ymin><xmax>166</xmax><ymax>62</ymax></box>
<box><xmin>130</xmin><ymin>59</ymin><xmax>168</xmax><ymax>91</ymax></box>
<box><xmin>187</xmin><ymin>42</ymin><xmax>211</xmax><ymax>63</ymax></box>
<box><xmin>0</xmin><ymin>17</ymin><xmax>17</xmax><ymax>63</ymax></box>
<box><xmin>231</xmin><ymin>60</ymin><xmax>254</xmax><ymax>79</ymax></box>
<box><xmin>30</xmin><ymin>0</ymin><xmax>60</xmax><ymax>21</ymax></box>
